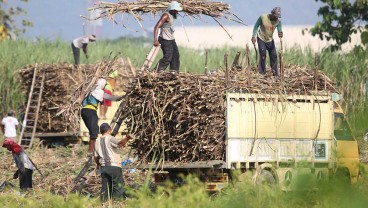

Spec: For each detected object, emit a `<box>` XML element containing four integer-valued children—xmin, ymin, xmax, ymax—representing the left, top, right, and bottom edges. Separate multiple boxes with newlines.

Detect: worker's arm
<box><xmin>277</xmin><ymin>21</ymin><xmax>283</xmax><ymax>38</ymax></box>
<box><xmin>13</xmin><ymin>154</ymin><xmax>25</xmax><ymax>174</ymax></box>
<box><xmin>251</xmin><ymin>16</ymin><xmax>262</xmax><ymax>43</ymax></box>
<box><xmin>82</xmin><ymin>44</ymin><xmax>88</xmax><ymax>58</ymax></box>
<box><xmin>153</xmin><ymin>13</ymin><xmax>170</xmax><ymax>46</ymax></box>
<box><xmin>94</xmin><ymin>155</ymin><xmax>101</xmax><ymax>169</ymax></box>
<box><xmin>252</xmin><ymin>17</ymin><xmax>262</xmax><ymax>38</ymax></box>
<box><xmin>103</xmin><ymin>93</ymin><xmax>123</xmax><ymax>101</ymax></box>
<box><xmin>117</xmin><ymin>134</ymin><xmax>133</xmax><ymax>148</ymax></box>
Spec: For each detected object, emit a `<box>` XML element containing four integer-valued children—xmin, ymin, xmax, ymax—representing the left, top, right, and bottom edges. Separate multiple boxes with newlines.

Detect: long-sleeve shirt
<box><xmin>252</xmin><ymin>14</ymin><xmax>282</xmax><ymax>43</ymax></box>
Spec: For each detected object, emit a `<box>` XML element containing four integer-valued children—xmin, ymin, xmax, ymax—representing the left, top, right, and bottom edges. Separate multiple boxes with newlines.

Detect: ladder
<box><xmin>110</xmin><ymin>101</ymin><xmax>126</xmax><ymax>136</ymax></box>
<box><xmin>140</xmin><ymin>45</ymin><xmax>160</xmax><ymax>71</ymax></box>
<box><xmin>19</xmin><ymin>65</ymin><xmax>46</xmax><ymax>148</ymax></box>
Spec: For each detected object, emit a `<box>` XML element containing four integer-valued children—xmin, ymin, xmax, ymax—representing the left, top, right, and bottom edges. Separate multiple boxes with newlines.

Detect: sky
<box><xmin>9</xmin><ymin>0</ymin><xmax>323</xmax><ymax>41</ymax></box>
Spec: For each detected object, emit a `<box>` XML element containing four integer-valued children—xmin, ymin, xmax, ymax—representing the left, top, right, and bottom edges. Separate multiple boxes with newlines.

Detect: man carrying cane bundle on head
<box><xmin>153</xmin><ymin>1</ymin><xmax>183</xmax><ymax>73</ymax></box>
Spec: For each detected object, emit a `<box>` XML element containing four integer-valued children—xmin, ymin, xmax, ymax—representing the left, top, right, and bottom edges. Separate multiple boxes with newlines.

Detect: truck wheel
<box><xmin>255</xmin><ymin>169</ymin><xmax>277</xmax><ymax>185</ymax></box>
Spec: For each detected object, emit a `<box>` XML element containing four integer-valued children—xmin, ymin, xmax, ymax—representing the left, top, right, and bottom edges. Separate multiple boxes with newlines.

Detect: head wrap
<box><xmin>271</xmin><ymin>7</ymin><xmax>281</xmax><ymax>18</ymax></box>
<box><xmin>2</xmin><ymin>138</ymin><xmax>22</xmax><ymax>154</ymax></box>
<box><xmin>91</xmin><ymin>78</ymin><xmax>106</xmax><ymax>102</ymax></box>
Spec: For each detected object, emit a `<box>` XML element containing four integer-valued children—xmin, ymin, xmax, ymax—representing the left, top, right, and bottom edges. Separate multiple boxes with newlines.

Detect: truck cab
<box><xmin>333</xmin><ymin>104</ymin><xmax>360</xmax><ymax>183</ymax></box>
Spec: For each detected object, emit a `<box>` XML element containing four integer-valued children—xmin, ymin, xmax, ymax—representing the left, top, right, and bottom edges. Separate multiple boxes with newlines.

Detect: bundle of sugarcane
<box><xmin>82</xmin><ymin>0</ymin><xmax>244</xmax><ymax>37</ymax></box>
<box><xmin>120</xmin><ymin>65</ymin><xmax>337</xmax><ymax>163</ymax></box>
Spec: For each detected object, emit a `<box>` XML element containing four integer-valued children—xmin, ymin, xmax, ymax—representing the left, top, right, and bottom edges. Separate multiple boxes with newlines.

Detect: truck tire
<box><xmin>255</xmin><ymin>168</ymin><xmax>277</xmax><ymax>185</ymax></box>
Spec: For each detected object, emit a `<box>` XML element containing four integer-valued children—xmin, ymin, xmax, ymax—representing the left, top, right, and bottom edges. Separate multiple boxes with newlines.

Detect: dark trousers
<box><xmin>81</xmin><ymin>108</ymin><xmax>99</xmax><ymax>139</ymax></box>
<box><xmin>19</xmin><ymin>169</ymin><xmax>33</xmax><ymax>189</ymax></box>
<box><xmin>257</xmin><ymin>37</ymin><xmax>278</xmax><ymax>76</ymax></box>
<box><xmin>156</xmin><ymin>37</ymin><xmax>180</xmax><ymax>72</ymax></box>
<box><xmin>71</xmin><ymin>42</ymin><xmax>80</xmax><ymax>65</ymax></box>
<box><xmin>100</xmin><ymin>166</ymin><xmax>126</xmax><ymax>201</ymax></box>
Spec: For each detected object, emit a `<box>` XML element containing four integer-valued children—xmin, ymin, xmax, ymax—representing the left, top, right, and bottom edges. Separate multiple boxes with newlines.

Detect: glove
<box><xmin>85</xmin><ymin>54</ymin><xmax>89</xmax><ymax>59</ymax></box>
<box><xmin>13</xmin><ymin>170</ymin><xmax>19</xmax><ymax>179</ymax></box>
<box><xmin>278</xmin><ymin>32</ymin><xmax>283</xmax><ymax>38</ymax></box>
<box><xmin>251</xmin><ymin>37</ymin><xmax>256</xmax><ymax>44</ymax></box>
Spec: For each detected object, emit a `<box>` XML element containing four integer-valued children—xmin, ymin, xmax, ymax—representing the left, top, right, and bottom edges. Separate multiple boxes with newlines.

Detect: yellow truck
<box><xmin>149</xmin><ymin>91</ymin><xmax>359</xmax><ymax>191</ymax></box>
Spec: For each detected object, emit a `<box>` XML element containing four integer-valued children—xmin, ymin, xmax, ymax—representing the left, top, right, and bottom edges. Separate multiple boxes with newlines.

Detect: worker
<box><xmin>94</xmin><ymin>123</ymin><xmax>133</xmax><ymax>201</ymax></box>
<box><xmin>2</xmin><ymin>139</ymin><xmax>34</xmax><ymax>191</ymax></box>
<box><xmin>251</xmin><ymin>7</ymin><xmax>283</xmax><ymax>77</ymax></box>
<box><xmin>81</xmin><ymin>78</ymin><xmax>123</xmax><ymax>153</ymax></box>
<box><xmin>153</xmin><ymin>1</ymin><xmax>183</xmax><ymax>72</ymax></box>
<box><xmin>100</xmin><ymin>70</ymin><xmax>119</xmax><ymax>120</ymax></box>
<box><xmin>71</xmin><ymin>35</ymin><xmax>96</xmax><ymax>65</ymax></box>
<box><xmin>1</xmin><ymin>111</ymin><xmax>19</xmax><ymax>141</ymax></box>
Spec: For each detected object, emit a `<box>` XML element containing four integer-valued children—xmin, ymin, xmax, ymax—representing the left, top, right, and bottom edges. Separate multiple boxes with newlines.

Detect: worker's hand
<box><xmin>278</xmin><ymin>32</ymin><xmax>283</xmax><ymax>38</ymax></box>
<box><xmin>153</xmin><ymin>40</ymin><xmax>160</xmax><ymax>47</ymax></box>
<box><xmin>117</xmin><ymin>96</ymin><xmax>124</xmax><ymax>101</ymax></box>
<box><xmin>13</xmin><ymin>170</ymin><xmax>19</xmax><ymax>179</ymax></box>
<box><xmin>19</xmin><ymin>167</ymin><xmax>25</xmax><ymax>175</ymax></box>
<box><xmin>251</xmin><ymin>37</ymin><xmax>256</xmax><ymax>44</ymax></box>
<box><xmin>125</xmin><ymin>134</ymin><xmax>134</xmax><ymax>140</ymax></box>
<box><xmin>85</xmin><ymin>54</ymin><xmax>89</xmax><ymax>59</ymax></box>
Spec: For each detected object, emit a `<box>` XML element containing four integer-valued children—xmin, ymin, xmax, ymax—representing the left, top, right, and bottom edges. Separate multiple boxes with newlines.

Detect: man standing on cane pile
<box><xmin>94</xmin><ymin>123</ymin><xmax>133</xmax><ymax>201</ymax></box>
<box><xmin>71</xmin><ymin>35</ymin><xmax>96</xmax><ymax>65</ymax></box>
<box><xmin>81</xmin><ymin>78</ymin><xmax>123</xmax><ymax>153</ymax></box>
<box><xmin>251</xmin><ymin>7</ymin><xmax>283</xmax><ymax>77</ymax></box>
<box><xmin>153</xmin><ymin>1</ymin><xmax>183</xmax><ymax>72</ymax></box>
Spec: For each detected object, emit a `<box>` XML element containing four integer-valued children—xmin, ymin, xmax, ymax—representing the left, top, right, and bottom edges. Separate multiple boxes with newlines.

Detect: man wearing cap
<box><xmin>153</xmin><ymin>1</ymin><xmax>183</xmax><ymax>72</ymax></box>
<box><xmin>1</xmin><ymin>111</ymin><xmax>19</xmax><ymax>141</ymax></box>
<box><xmin>71</xmin><ymin>35</ymin><xmax>96</xmax><ymax>65</ymax></box>
<box><xmin>2</xmin><ymin>139</ymin><xmax>34</xmax><ymax>190</ymax></box>
<box><xmin>94</xmin><ymin>123</ymin><xmax>133</xmax><ymax>201</ymax></box>
<box><xmin>251</xmin><ymin>7</ymin><xmax>283</xmax><ymax>77</ymax></box>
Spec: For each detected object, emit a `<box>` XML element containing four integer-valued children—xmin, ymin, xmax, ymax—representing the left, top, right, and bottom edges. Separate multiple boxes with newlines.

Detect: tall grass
<box><xmin>2</xmin><ymin>170</ymin><xmax>367</xmax><ymax>208</ymax></box>
<box><xmin>0</xmin><ymin>38</ymin><xmax>367</xmax><ymax>136</ymax></box>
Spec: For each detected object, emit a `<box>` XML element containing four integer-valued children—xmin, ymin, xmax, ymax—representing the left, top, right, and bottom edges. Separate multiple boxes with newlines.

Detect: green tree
<box><xmin>310</xmin><ymin>0</ymin><xmax>368</xmax><ymax>50</ymax></box>
<box><xmin>0</xmin><ymin>0</ymin><xmax>32</xmax><ymax>39</ymax></box>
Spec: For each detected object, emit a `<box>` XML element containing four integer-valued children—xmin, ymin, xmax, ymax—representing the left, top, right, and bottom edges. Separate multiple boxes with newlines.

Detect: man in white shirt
<box><xmin>94</xmin><ymin>123</ymin><xmax>133</xmax><ymax>201</ymax></box>
<box><xmin>71</xmin><ymin>35</ymin><xmax>96</xmax><ymax>65</ymax></box>
<box><xmin>1</xmin><ymin>111</ymin><xmax>19</xmax><ymax>141</ymax></box>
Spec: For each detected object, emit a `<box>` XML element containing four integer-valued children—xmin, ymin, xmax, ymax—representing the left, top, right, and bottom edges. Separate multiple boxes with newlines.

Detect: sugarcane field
<box><xmin>1</xmin><ymin>0</ymin><xmax>368</xmax><ymax>207</ymax></box>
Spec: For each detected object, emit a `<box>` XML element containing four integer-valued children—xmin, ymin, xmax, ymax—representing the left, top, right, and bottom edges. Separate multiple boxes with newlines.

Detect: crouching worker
<box><xmin>81</xmin><ymin>78</ymin><xmax>123</xmax><ymax>153</ymax></box>
<box><xmin>94</xmin><ymin>123</ymin><xmax>133</xmax><ymax>201</ymax></box>
<box><xmin>2</xmin><ymin>139</ymin><xmax>34</xmax><ymax>190</ymax></box>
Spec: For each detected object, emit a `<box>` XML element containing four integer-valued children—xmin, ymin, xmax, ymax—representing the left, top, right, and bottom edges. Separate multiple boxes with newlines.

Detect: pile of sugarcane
<box><xmin>122</xmin><ymin>65</ymin><xmax>337</xmax><ymax>163</ymax></box>
<box><xmin>19</xmin><ymin>64</ymin><xmax>81</xmax><ymax>132</ymax></box>
<box><xmin>18</xmin><ymin>58</ymin><xmax>129</xmax><ymax>133</ymax></box>
<box><xmin>83</xmin><ymin>0</ymin><xmax>244</xmax><ymax>36</ymax></box>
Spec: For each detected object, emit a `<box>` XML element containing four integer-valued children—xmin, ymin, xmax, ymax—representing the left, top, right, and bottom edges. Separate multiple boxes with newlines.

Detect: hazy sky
<box><xmin>10</xmin><ymin>0</ymin><xmax>323</xmax><ymax>40</ymax></box>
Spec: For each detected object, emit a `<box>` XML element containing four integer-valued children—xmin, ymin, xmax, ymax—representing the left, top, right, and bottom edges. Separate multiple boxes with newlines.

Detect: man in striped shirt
<box><xmin>251</xmin><ymin>7</ymin><xmax>283</xmax><ymax>77</ymax></box>
<box><xmin>94</xmin><ymin>123</ymin><xmax>133</xmax><ymax>201</ymax></box>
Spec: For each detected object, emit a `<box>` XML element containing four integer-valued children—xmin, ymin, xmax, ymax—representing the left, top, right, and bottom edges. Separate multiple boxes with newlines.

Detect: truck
<box><xmin>146</xmin><ymin>91</ymin><xmax>360</xmax><ymax>191</ymax></box>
